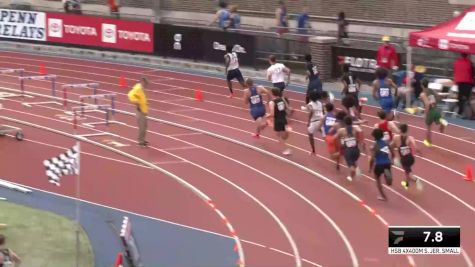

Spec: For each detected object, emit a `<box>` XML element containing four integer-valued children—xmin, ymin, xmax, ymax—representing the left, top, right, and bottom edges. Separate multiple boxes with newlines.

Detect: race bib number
<box><xmin>277</xmin><ymin>101</ymin><xmax>285</xmax><ymax>111</ymax></box>
<box><xmin>380</xmin><ymin>88</ymin><xmax>390</xmax><ymax>97</ymax></box>
<box><xmin>382</xmin><ymin>57</ymin><xmax>388</xmax><ymax>63</ymax></box>
<box><xmin>250</xmin><ymin>95</ymin><xmax>261</xmax><ymax>105</ymax></box>
<box><xmin>273</xmin><ymin>66</ymin><xmax>283</xmax><ymax>74</ymax></box>
<box><xmin>400</xmin><ymin>146</ymin><xmax>411</xmax><ymax>156</ymax></box>
<box><xmin>344</xmin><ymin>137</ymin><xmax>357</xmax><ymax>148</ymax></box>
<box><xmin>383</xmin><ymin>131</ymin><xmax>390</xmax><ymax>141</ymax></box>
<box><xmin>380</xmin><ymin>145</ymin><xmax>390</xmax><ymax>154</ymax></box>
<box><xmin>348</xmin><ymin>84</ymin><xmax>357</xmax><ymax>93</ymax></box>
<box><xmin>428</xmin><ymin>94</ymin><xmax>436</xmax><ymax>105</ymax></box>
<box><xmin>312</xmin><ymin>66</ymin><xmax>319</xmax><ymax>76</ymax></box>
<box><xmin>325</xmin><ymin>117</ymin><xmax>336</xmax><ymax>126</ymax></box>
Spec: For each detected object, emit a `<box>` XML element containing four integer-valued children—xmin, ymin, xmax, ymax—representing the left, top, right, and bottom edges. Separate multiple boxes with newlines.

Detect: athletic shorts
<box><xmin>344</xmin><ymin>147</ymin><xmax>360</xmax><ymax>167</ymax></box>
<box><xmin>374</xmin><ymin>163</ymin><xmax>391</xmax><ymax>177</ymax></box>
<box><xmin>227</xmin><ymin>69</ymin><xmax>244</xmax><ymax>82</ymax></box>
<box><xmin>250</xmin><ymin>106</ymin><xmax>266</xmax><ymax>121</ymax></box>
<box><xmin>307</xmin><ymin>120</ymin><xmax>320</xmax><ymax>134</ymax></box>
<box><xmin>273</xmin><ymin>82</ymin><xmax>286</xmax><ymax>91</ymax></box>
<box><xmin>307</xmin><ymin>79</ymin><xmax>322</xmax><ymax>92</ymax></box>
<box><xmin>325</xmin><ymin>135</ymin><xmax>338</xmax><ymax>154</ymax></box>
<box><xmin>379</xmin><ymin>98</ymin><xmax>394</xmax><ymax>113</ymax></box>
<box><xmin>274</xmin><ymin>118</ymin><xmax>287</xmax><ymax>132</ymax></box>
<box><xmin>401</xmin><ymin>155</ymin><xmax>415</xmax><ymax>173</ymax></box>
<box><xmin>426</xmin><ymin>107</ymin><xmax>442</xmax><ymax>126</ymax></box>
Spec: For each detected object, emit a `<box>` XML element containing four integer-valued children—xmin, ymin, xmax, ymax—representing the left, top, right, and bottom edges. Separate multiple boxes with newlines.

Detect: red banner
<box><xmin>46</xmin><ymin>13</ymin><xmax>153</xmax><ymax>53</ymax></box>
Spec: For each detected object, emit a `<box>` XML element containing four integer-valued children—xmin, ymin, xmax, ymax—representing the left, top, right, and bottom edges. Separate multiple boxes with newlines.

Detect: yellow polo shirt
<box><xmin>128</xmin><ymin>83</ymin><xmax>148</xmax><ymax>114</ymax></box>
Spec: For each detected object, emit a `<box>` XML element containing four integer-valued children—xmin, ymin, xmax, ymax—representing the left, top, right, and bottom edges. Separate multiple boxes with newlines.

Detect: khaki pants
<box><xmin>136</xmin><ymin>110</ymin><xmax>148</xmax><ymax>144</ymax></box>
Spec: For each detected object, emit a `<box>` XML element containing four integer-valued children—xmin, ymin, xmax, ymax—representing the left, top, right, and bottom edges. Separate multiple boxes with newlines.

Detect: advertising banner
<box><xmin>46</xmin><ymin>13</ymin><xmax>153</xmax><ymax>53</ymax></box>
<box><xmin>0</xmin><ymin>9</ymin><xmax>46</xmax><ymax>41</ymax></box>
<box><xmin>332</xmin><ymin>46</ymin><xmax>404</xmax><ymax>82</ymax></box>
<box><xmin>155</xmin><ymin>24</ymin><xmax>256</xmax><ymax>66</ymax></box>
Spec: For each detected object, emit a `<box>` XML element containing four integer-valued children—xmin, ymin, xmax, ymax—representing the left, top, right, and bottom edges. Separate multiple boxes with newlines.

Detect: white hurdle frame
<box><xmin>19</xmin><ymin>74</ymin><xmax>57</xmax><ymax>96</ymax></box>
<box><xmin>62</xmin><ymin>83</ymin><xmax>99</xmax><ymax>107</ymax></box>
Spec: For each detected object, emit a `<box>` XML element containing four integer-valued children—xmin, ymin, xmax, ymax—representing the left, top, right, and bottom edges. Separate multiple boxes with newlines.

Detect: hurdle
<box><xmin>79</xmin><ymin>93</ymin><xmax>116</xmax><ymax>116</ymax></box>
<box><xmin>62</xmin><ymin>83</ymin><xmax>99</xmax><ymax>107</ymax></box>
<box><xmin>0</xmin><ymin>68</ymin><xmax>24</xmax><ymax>77</ymax></box>
<box><xmin>72</xmin><ymin>104</ymin><xmax>112</xmax><ymax>127</ymax></box>
<box><xmin>19</xmin><ymin>74</ymin><xmax>57</xmax><ymax>96</ymax></box>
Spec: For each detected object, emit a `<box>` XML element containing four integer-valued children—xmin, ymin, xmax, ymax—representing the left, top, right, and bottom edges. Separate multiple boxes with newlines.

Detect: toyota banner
<box><xmin>46</xmin><ymin>13</ymin><xmax>154</xmax><ymax>53</ymax></box>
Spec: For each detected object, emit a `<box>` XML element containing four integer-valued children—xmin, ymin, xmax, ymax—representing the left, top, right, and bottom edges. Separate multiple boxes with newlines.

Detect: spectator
<box><xmin>0</xmin><ymin>234</ymin><xmax>21</xmax><ymax>267</ymax></box>
<box><xmin>108</xmin><ymin>0</ymin><xmax>120</xmax><ymax>18</ymax></box>
<box><xmin>210</xmin><ymin>1</ymin><xmax>230</xmax><ymax>30</ymax></box>
<box><xmin>376</xmin><ymin>36</ymin><xmax>399</xmax><ymax>71</ymax></box>
<box><xmin>275</xmin><ymin>0</ymin><xmax>289</xmax><ymax>35</ymax></box>
<box><xmin>63</xmin><ymin>0</ymin><xmax>82</xmax><ymax>14</ymax></box>
<box><xmin>226</xmin><ymin>5</ymin><xmax>241</xmax><ymax>29</ymax></box>
<box><xmin>297</xmin><ymin>7</ymin><xmax>311</xmax><ymax>35</ymax></box>
<box><xmin>337</xmin><ymin>12</ymin><xmax>349</xmax><ymax>43</ymax></box>
<box><xmin>453</xmin><ymin>53</ymin><xmax>474</xmax><ymax>117</ymax></box>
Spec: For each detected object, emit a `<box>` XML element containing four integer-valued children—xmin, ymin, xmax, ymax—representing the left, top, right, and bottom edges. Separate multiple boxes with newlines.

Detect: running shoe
<box><xmin>415</xmin><ymin>178</ymin><xmax>424</xmax><ymax>191</ymax></box>
<box><xmin>286</xmin><ymin>126</ymin><xmax>293</xmax><ymax>132</ymax></box>
<box><xmin>401</xmin><ymin>180</ymin><xmax>409</xmax><ymax>190</ymax></box>
<box><xmin>405</xmin><ymin>107</ymin><xmax>417</xmax><ymax>115</ymax></box>
<box><xmin>282</xmin><ymin>148</ymin><xmax>292</xmax><ymax>155</ymax></box>
<box><xmin>228</xmin><ymin>93</ymin><xmax>234</xmax><ymax>98</ymax></box>
<box><xmin>377</xmin><ymin>196</ymin><xmax>387</xmax><ymax>201</ymax></box>
<box><xmin>347</xmin><ymin>176</ymin><xmax>353</xmax><ymax>182</ymax></box>
<box><xmin>439</xmin><ymin>118</ymin><xmax>448</xmax><ymax>127</ymax></box>
<box><xmin>423</xmin><ymin>139</ymin><xmax>432</xmax><ymax>147</ymax></box>
<box><xmin>309</xmin><ymin>151</ymin><xmax>316</xmax><ymax>156</ymax></box>
<box><xmin>252</xmin><ymin>133</ymin><xmax>260</xmax><ymax>139</ymax></box>
<box><xmin>355</xmin><ymin>167</ymin><xmax>362</xmax><ymax>177</ymax></box>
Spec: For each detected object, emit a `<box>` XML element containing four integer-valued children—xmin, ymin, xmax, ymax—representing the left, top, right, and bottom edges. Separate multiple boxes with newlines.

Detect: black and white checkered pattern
<box><xmin>43</xmin><ymin>143</ymin><xmax>80</xmax><ymax>186</ymax></box>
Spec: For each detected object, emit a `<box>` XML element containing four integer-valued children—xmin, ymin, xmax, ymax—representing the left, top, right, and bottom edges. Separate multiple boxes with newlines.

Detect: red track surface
<box><xmin>0</xmin><ymin>51</ymin><xmax>474</xmax><ymax>267</ymax></box>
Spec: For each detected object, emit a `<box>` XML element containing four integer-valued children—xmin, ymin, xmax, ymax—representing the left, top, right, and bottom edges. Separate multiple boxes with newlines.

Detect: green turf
<box><xmin>0</xmin><ymin>200</ymin><xmax>94</xmax><ymax>267</ymax></box>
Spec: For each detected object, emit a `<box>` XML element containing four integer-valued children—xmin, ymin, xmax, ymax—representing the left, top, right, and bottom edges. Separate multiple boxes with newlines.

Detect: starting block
<box><xmin>19</xmin><ymin>74</ymin><xmax>56</xmax><ymax>96</ymax></box>
<box><xmin>62</xmin><ymin>83</ymin><xmax>99</xmax><ymax>107</ymax></box>
<box><xmin>79</xmin><ymin>93</ymin><xmax>116</xmax><ymax>115</ymax></box>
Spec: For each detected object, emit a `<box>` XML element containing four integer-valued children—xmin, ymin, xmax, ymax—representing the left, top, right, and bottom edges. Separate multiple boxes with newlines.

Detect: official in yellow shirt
<box><xmin>128</xmin><ymin>77</ymin><xmax>149</xmax><ymax>146</ymax></box>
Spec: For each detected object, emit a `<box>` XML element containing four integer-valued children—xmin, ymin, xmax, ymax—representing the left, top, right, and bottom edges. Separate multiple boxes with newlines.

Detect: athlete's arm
<box><xmin>10</xmin><ymin>249</ymin><xmax>21</xmax><ymax>264</ymax></box>
<box><xmin>275</xmin><ymin>8</ymin><xmax>281</xmax><ymax>27</ymax></box>
<box><xmin>409</xmin><ymin>136</ymin><xmax>422</xmax><ymax>155</ymax></box>
<box><xmin>307</xmin><ymin>105</ymin><xmax>314</xmax><ymax>127</ymax></box>
<box><xmin>368</xmin><ymin>144</ymin><xmax>376</xmax><ymax>171</ymax></box>
<box><xmin>224</xmin><ymin>54</ymin><xmax>230</xmax><ymax>73</ymax></box>
<box><xmin>355</xmin><ymin>126</ymin><xmax>366</xmax><ymax>152</ymax></box>
<box><xmin>209</xmin><ymin>10</ymin><xmax>221</xmax><ymax>26</ymax></box>
<box><xmin>389</xmin><ymin>121</ymin><xmax>400</xmax><ymax>134</ymax></box>
<box><xmin>266</xmin><ymin>68</ymin><xmax>272</xmax><ymax>81</ymax></box>
<box><xmin>388</xmin><ymin>78</ymin><xmax>398</xmax><ymax>97</ymax></box>
<box><xmin>258</xmin><ymin>86</ymin><xmax>271</xmax><ymax>102</ymax></box>
<box><xmin>268</xmin><ymin>101</ymin><xmax>275</xmax><ymax>118</ymax></box>
<box><xmin>341</xmin><ymin>78</ymin><xmax>348</xmax><ymax>95</ymax></box>
<box><xmin>243</xmin><ymin>89</ymin><xmax>250</xmax><ymax>105</ymax></box>
<box><xmin>372</xmin><ymin>80</ymin><xmax>379</xmax><ymax>100</ymax></box>
<box><xmin>284</xmin><ymin>66</ymin><xmax>291</xmax><ymax>85</ymax></box>
<box><xmin>357</xmin><ymin>78</ymin><xmax>362</xmax><ymax>93</ymax></box>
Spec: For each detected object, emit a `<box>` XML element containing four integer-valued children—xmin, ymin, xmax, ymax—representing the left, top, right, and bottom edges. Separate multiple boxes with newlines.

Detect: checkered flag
<box><xmin>43</xmin><ymin>142</ymin><xmax>80</xmax><ymax>186</ymax></box>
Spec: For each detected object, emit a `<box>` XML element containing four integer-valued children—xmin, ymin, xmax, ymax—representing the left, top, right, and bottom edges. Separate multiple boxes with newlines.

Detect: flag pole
<box><xmin>73</xmin><ymin>111</ymin><xmax>81</xmax><ymax>267</ymax></box>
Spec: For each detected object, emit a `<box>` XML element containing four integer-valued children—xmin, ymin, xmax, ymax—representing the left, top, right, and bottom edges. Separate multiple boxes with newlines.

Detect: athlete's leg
<box><xmin>227</xmin><ymin>80</ymin><xmax>234</xmax><ymax>94</ymax></box>
<box><xmin>375</xmin><ymin>172</ymin><xmax>387</xmax><ymax>201</ymax></box>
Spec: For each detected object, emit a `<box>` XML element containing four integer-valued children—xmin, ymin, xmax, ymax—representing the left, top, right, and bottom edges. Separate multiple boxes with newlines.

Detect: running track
<box><xmin>0</xmin><ymin>51</ymin><xmax>474</xmax><ymax>267</ymax></box>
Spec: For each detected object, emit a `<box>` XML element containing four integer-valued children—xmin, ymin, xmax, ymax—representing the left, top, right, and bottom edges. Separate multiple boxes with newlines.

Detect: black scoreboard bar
<box><xmin>388</xmin><ymin>226</ymin><xmax>460</xmax><ymax>255</ymax></box>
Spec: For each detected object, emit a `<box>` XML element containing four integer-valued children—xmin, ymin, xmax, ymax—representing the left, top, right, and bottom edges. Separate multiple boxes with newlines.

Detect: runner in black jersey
<box><xmin>341</xmin><ymin>63</ymin><xmax>362</xmax><ymax>119</ymax></box>
<box><xmin>304</xmin><ymin>54</ymin><xmax>322</xmax><ymax>104</ymax></box>
<box><xmin>267</xmin><ymin>87</ymin><xmax>292</xmax><ymax>155</ymax></box>
<box><xmin>390</xmin><ymin>123</ymin><xmax>423</xmax><ymax>191</ymax></box>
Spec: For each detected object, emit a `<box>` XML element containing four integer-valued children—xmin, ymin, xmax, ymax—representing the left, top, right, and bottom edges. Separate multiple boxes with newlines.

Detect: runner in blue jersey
<box><xmin>335</xmin><ymin>116</ymin><xmax>365</xmax><ymax>181</ymax></box>
<box><xmin>372</xmin><ymin>68</ymin><xmax>398</xmax><ymax>120</ymax></box>
<box><xmin>243</xmin><ymin>78</ymin><xmax>270</xmax><ymax>138</ymax></box>
<box><xmin>315</xmin><ymin>103</ymin><xmax>342</xmax><ymax>168</ymax></box>
<box><xmin>369</xmin><ymin>128</ymin><xmax>393</xmax><ymax>201</ymax></box>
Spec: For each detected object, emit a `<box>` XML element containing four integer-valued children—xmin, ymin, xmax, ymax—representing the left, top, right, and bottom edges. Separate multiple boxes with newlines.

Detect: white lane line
<box><xmin>161</xmin><ymin>146</ymin><xmax>198</xmax><ymax>151</ymax></box>
<box><xmin>0</xmin><ymin>114</ymin><xmax>246</xmax><ymax>267</ymax></box>
<box><xmin>76</xmin><ymin>132</ymin><xmax>118</xmax><ymax>138</ymax></box>
<box><xmin>153</xmin><ymin>160</ymin><xmax>188</xmax><ymax>165</ymax></box>
<box><xmin>167</xmin><ymin>132</ymin><xmax>202</xmax><ymax>137</ymax></box>
<box><xmin>1</xmin><ymin>50</ymin><xmax>473</xmax><ymax>137</ymax></box>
